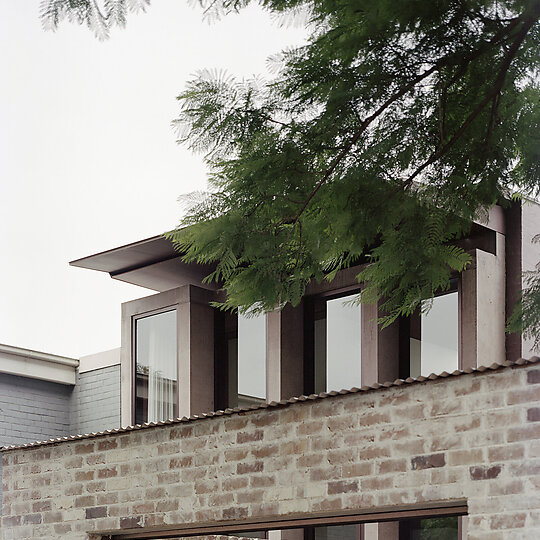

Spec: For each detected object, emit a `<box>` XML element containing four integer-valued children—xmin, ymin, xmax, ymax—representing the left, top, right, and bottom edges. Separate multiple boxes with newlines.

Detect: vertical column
<box><xmin>461</xmin><ymin>233</ymin><xmax>506</xmax><ymax>369</ymax></box>
<box><xmin>266</xmin><ymin>303</ymin><xmax>304</xmax><ymax>403</ymax></box>
<box><xmin>504</xmin><ymin>201</ymin><xmax>522</xmax><ymax>361</ymax></box>
<box><xmin>177</xmin><ymin>285</ymin><xmax>215</xmax><ymax>417</ymax></box>
<box><xmin>361</xmin><ymin>303</ymin><xmax>400</xmax><ymax>540</ymax></box>
<box><xmin>120</xmin><ymin>303</ymin><xmax>132</xmax><ymax>427</ymax></box>
<box><xmin>361</xmin><ymin>302</ymin><xmax>400</xmax><ymax>386</ymax></box>
<box><xmin>477</xmin><ymin>233</ymin><xmax>506</xmax><ymax>364</ymax></box>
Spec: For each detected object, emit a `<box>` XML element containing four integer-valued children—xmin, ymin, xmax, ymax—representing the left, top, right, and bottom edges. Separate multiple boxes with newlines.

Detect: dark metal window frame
<box><xmin>99</xmin><ymin>500</ymin><xmax>467</xmax><ymax>539</ymax></box>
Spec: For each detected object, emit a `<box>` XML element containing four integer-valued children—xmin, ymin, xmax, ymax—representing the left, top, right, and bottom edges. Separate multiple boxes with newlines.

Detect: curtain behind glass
<box><xmin>136</xmin><ymin>310</ymin><xmax>177</xmax><ymax>423</ymax></box>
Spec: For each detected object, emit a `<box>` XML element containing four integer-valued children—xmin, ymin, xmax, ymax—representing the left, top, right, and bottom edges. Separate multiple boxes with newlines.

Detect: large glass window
<box><xmin>215</xmin><ymin>311</ymin><xmax>266</xmax><ymax>409</ymax></box>
<box><xmin>237</xmin><ymin>312</ymin><xmax>266</xmax><ymax>406</ymax></box>
<box><xmin>409</xmin><ymin>291</ymin><xmax>459</xmax><ymax>378</ymax></box>
<box><xmin>135</xmin><ymin>309</ymin><xmax>178</xmax><ymax>424</ymax></box>
<box><xmin>311</xmin><ymin>292</ymin><xmax>362</xmax><ymax>393</ymax></box>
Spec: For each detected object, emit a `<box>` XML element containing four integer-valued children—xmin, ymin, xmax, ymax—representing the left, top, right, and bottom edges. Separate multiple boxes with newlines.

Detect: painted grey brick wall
<box><xmin>70</xmin><ymin>364</ymin><xmax>120</xmax><ymax>435</ymax></box>
<box><xmin>0</xmin><ymin>373</ymin><xmax>72</xmax><ymax>448</ymax></box>
<box><xmin>0</xmin><ymin>373</ymin><xmax>73</xmax><ymax>516</ymax></box>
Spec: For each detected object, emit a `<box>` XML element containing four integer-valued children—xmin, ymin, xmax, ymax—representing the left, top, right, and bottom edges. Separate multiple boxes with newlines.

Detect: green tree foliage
<box><xmin>42</xmin><ymin>1</ymin><xmax>540</xmax><ymax>332</ymax></box>
<box><xmin>170</xmin><ymin>0</ymin><xmax>540</xmax><ymax>325</ymax></box>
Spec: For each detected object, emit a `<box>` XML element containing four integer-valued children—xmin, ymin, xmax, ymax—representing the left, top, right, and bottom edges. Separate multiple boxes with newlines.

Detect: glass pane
<box><xmin>326</xmin><ymin>295</ymin><xmax>362</xmax><ymax>391</ymax></box>
<box><xmin>417</xmin><ymin>292</ymin><xmax>458</xmax><ymax>377</ymax></box>
<box><xmin>314</xmin><ymin>524</ymin><xmax>361</xmax><ymax>540</ymax></box>
<box><xmin>400</xmin><ymin>516</ymin><xmax>458</xmax><ymax>540</ymax></box>
<box><xmin>135</xmin><ymin>309</ymin><xmax>177</xmax><ymax>424</ymax></box>
<box><xmin>238</xmin><ymin>312</ymin><xmax>266</xmax><ymax>403</ymax></box>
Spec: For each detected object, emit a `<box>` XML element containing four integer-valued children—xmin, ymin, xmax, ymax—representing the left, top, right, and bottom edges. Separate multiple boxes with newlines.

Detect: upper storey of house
<box><xmin>70</xmin><ymin>200</ymin><xmax>540</xmax><ymax>429</ymax></box>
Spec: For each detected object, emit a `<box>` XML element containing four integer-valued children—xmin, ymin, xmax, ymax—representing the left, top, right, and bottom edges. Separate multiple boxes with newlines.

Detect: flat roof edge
<box><xmin>69</xmin><ymin>234</ymin><xmax>168</xmax><ymax>269</ymax></box>
<box><xmin>0</xmin><ymin>343</ymin><xmax>79</xmax><ymax>367</ymax></box>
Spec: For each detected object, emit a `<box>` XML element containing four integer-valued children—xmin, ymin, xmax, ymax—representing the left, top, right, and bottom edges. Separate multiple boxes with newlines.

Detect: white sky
<box><xmin>0</xmin><ymin>1</ymin><xmax>306</xmax><ymax>358</ymax></box>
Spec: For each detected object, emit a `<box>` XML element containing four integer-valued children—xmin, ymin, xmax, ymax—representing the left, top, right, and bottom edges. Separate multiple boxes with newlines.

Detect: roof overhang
<box><xmin>70</xmin><ymin>235</ymin><xmax>218</xmax><ymax>292</ymax></box>
<box><xmin>71</xmin><ymin>205</ymin><xmax>505</xmax><ymax>293</ymax></box>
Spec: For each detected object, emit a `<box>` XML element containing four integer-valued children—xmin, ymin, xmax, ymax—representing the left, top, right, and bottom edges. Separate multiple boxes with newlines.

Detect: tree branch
<box><xmin>403</xmin><ymin>7</ymin><xmax>539</xmax><ymax>188</ymax></box>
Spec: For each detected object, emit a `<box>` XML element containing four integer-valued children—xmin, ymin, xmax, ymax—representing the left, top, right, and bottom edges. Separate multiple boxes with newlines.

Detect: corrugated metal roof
<box><xmin>2</xmin><ymin>357</ymin><xmax>539</xmax><ymax>452</ymax></box>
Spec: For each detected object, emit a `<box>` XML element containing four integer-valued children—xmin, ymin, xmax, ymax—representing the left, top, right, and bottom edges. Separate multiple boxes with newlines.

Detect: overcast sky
<box><xmin>0</xmin><ymin>1</ymin><xmax>306</xmax><ymax>358</ymax></box>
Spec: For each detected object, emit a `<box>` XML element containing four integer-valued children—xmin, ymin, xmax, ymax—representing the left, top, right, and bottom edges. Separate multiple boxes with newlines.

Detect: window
<box><xmin>114</xmin><ymin>513</ymin><xmax>463</xmax><ymax>540</ymax></box>
<box><xmin>307</xmin><ymin>291</ymin><xmax>362</xmax><ymax>394</ymax></box>
<box><xmin>399</xmin><ymin>516</ymin><xmax>459</xmax><ymax>539</ymax></box>
<box><xmin>134</xmin><ymin>309</ymin><xmax>178</xmax><ymax>424</ymax></box>
<box><xmin>313</xmin><ymin>524</ymin><xmax>362</xmax><ymax>540</ymax></box>
<box><xmin>237</xmin><ymin>312</ymin><xmax>266</xmax><ymax>406</ymax></box>
<box><xmin>215</xmin><ymin>310</ymin><xmax>267</xmax><ymax>409</ymax></box>
<box><xmin>409</xmin><ymin>290</ymin><xmax>459</xmax><ymax>378</ymax></box>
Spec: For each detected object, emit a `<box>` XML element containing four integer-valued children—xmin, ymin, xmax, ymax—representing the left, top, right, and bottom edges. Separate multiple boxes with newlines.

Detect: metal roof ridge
<box><xmin>2</xmin><ymin>356</ymin><xmax>538</xmax><ymax>452</ymax></box>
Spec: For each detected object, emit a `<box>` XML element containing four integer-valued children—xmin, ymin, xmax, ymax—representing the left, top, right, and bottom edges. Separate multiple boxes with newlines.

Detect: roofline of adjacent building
<box><xmin>0</xmin><ymin>343</ymin><xmax>79</xmax><ymax>386</ymax></box>
<box><xmin>2</xmin><ymin>356</ymin><xmax>538</xmax><ymax>452</ymax></box>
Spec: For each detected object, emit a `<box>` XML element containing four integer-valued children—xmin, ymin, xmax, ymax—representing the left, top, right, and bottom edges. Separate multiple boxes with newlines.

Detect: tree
<box><xmin>42</xmin><ymin>0</ymin><xmax>540</xmax><ymax>334</ymax></box>
<box><xmin>40</xmin><ymin>0</ymin><xmax>150</xmax><ymax>40</ymax></box>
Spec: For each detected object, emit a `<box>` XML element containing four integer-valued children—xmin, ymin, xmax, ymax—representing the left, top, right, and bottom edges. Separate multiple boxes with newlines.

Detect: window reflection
<box><xmin>135</xmin><ymin>309</ymin><xmax>177</xmax><ymax>424</ymax></box>
<box><xmin>217</xmin><ymin>311</ymin><xmax>266</xmax><ymax>410</ymax></box>
<box><xmin>314</xmin><ymin>524</ymin><xmax>361</xmax><ymax>540</ymax></box>
<box><xmin>237</xmin><ymin>313</ymin><xmax>266</xmax><ymax>406</ymax></box>
<box><xmin>312</xmin><ymin>293</ymin><xmax>362</xmax><ymax>393</ymax></box>
<box><xmin>410</xmin><ymin>291</ymin><xmax>459</xmax><ymax>378</ymax></box>
<box><xmin>399</xmin><ymin>516</ymin><xmax>459</xmax><ymax>539</ymax></box>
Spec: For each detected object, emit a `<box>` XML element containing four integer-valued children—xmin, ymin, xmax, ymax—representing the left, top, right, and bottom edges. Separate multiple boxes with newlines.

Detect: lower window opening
<box><xmin>108</xmin><ymin>507</ymin><xmax>465</xmax><ymax>540</ymax></box>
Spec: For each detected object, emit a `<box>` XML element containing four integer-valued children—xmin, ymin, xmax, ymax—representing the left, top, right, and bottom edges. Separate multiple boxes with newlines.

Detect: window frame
<box><xmin>304</xmin><ymin>285</ymin><xmax>363</xmax><ymax>395</ymax></box>
<box><xmin>214</xmin><ymin>309</ymin><xmax>268</xmax><ymax>410</ymax></box>
<box><xmin>104</xmin><ymin>500</ymin><xmax>467</xmax><ymax>539</ymax></box>
<box><xmin>132</xmin><ymin>305</ymin><xmax>179</xmax><ymax>425</ymax></box>
<box><xmin>121</xmin><ymin>287</ymin><xmax>201</xmax><ymax>427</ymax></box>
<box><xmin>399</xmin><ymin>277</ymin><xmax>462</xmax><ymax>379</ymax></box>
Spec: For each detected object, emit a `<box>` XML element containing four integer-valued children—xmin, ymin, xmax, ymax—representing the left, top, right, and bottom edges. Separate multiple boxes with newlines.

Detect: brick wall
<box><xmin>0</xmin><ymin>373</ymin><xmax>73</xmax><ymax>518</ymax></box>
<box><xmin>0</xmin><ymin>373</ymin><xmax>72</xmax><ymax>449</ymax></box>
<box><xmin>2</xmin><ymin>363</ymin><xmax>540</xmax><ymax>539</ymax></box>
<box><xmin>70</xmin><ymin>365</ymin><xmax>121</xmax><ymax>436</ymax></box>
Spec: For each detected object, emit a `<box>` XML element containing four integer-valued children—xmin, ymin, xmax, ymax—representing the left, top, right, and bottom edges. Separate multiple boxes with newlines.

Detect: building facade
<box><xmin>1</xmin><ymin>200</ymin><xmax>540</xmax><ymax>539</ymax></box>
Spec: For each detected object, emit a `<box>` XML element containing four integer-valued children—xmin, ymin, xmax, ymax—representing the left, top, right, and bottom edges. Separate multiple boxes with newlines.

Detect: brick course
<box><xmin>1</xmin><ymin>364</ymin><xmax>540</xmax><ymax>539</ymax></box>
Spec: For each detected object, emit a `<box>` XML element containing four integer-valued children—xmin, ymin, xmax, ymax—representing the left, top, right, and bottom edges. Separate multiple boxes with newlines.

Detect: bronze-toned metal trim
<box><xmin>104</xmin><ymin>500</ymin><xmax>467</xmax><ymax>539</ymax></box>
